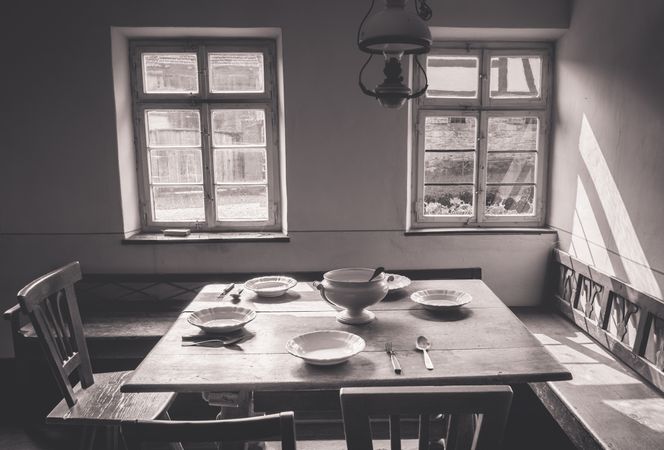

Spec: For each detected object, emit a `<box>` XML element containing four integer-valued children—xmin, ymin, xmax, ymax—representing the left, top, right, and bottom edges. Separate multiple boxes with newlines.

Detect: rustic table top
<box><xmin>122</xmin><ymin>280</ymin><xmax>571</xmax><ymax>393</ymax></box>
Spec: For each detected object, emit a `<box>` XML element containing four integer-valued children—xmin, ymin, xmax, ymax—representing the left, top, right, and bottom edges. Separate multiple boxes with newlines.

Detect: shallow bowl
<box><xmin>244</xmin><ymin>276</ymin><xmax>297</xmax><ymax>297</ymax></box>
<box><xmin>187</xmin><ymin>306</ymin><xmax>256</xmax><ymax>333</ymax></box>
<box><xmin>286</xmin><ymin>330</ymin><xmax>365</xmax><ymax>366</ymax></box>
<box><xmin>410</xmin><ymin>289</ymin><xmax>472</xmax><ymax>311</ymax></box>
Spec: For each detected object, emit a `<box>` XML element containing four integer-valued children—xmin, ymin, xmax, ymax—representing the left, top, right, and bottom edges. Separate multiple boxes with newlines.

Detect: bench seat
<box><xmin>515</xmin><ymin>308</ymin><xmax>664</xmax><ymax>450</ymax></box>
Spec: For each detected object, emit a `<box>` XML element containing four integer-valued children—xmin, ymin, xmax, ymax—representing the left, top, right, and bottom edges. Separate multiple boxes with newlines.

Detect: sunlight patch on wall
<box><xmin>570</xmin><ymin>175</ymin><xmax>615</xmax><ymax>275</ymax></box>
<box><xmin>578</xmin><ymin>114</ymin><xmax>661</xmax><ymax>298</ymax></box>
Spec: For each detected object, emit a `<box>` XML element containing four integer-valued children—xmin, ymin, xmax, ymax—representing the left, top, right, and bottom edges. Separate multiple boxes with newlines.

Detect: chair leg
<box><xmin>79</xmin><ymin>426</ymin><xmax>97</xmax><ymax>450</ymax></box>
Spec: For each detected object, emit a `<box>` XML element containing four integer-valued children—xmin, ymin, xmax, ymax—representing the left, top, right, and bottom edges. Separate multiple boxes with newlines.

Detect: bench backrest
<box><xmin>550</xmin><ymin>248</ymin><xmax>664</xmax><ymax>393</ymax></box>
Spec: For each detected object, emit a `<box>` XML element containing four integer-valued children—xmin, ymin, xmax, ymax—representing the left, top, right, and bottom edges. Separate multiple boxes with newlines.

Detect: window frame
<box><xmin>129</xmin><ymin>39</ymin><xmax>281</xmax><ymax>232</ymax></box>
<box><xmin>411</xmin><ymin>42</ymin><xmax>552</xmax><ymax>228</ymax></box>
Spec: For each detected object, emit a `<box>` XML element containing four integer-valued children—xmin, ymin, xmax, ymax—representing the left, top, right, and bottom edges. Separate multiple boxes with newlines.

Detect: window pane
<box><xmin>142</xmin><ymin>53</ymin><xmax>199</xmax><ymax>94</ymax></box>
<box><xmin>149</xmin><ymin>149</ymin><xmax>203</xmax><ymax>184</ymax></box>
<box><xmin>485</xmin><ymin>185</ymin><xmax>535</xmax><ymax>216</ymax></box>
<box><xmin>212</xmin><ymin>109</ymin><xmax>266</xmax><ymax>147</ymax></box>
<box><xmin>214</xmin><ymin>148</ymin><xmax>267</xmax><ymax>184</ymax></box>
<box><xmin>426</xmin><ymin>56</ymin><xmax>479</xmax><ymax>98</ymax></box>
<box><xmin>425</xmin><ymin>116</ymin><xmax>477</xmax><ymax>150</ymax></box>
<box><xmin>488</xmin><ymin>117</ymin><xmax>539</xmax><ymax>151</ymax></box>
<box><xmin>209</xmin><ymin>53</ymin><xmax>265</xmax><ymax>93</ymax></box>
<box><xmin>146</xmin><ymin>110</ymin><xmax>201</xmax><ymax>147</ymax></box>
<box><xmin>152</xmin><ymin>185</ymin><xmax>205</xmax><ymax>222</ymax></box>
<box><xmin>217</xmin><ymin>185</ymin><xmax>268</xmax><ymax>221</ymax></box>
<box><xmin>423</xmin><ymin>185</ymin><xmax>474</xmax><ymax>216</ymax></box>
<box><xmin>425</xmin><ymin>152</ymin><xmax>474</xmax><ymax>183</ymax></box>
<box><xmin>487</xmin><ymin>153</ymin><xmax>536</xmax><ymax>184</ymax></box>
<box><xmin>490</xmin><ymin>56</ymin><xmax>542</xmax><ymax>99</ymax></box>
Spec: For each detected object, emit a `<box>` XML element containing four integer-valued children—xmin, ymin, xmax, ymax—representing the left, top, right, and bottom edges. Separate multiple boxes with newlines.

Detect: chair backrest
<box><xmin>17</xmin><ymin>261</ymin><xmax>94</xmax><ymax>407</ymax></box>
<box><xmin>120</xmin><ymin>412</ymin><xmax>297</xmax><ymax>450</ymax></box>
<box><xmin>340</xmin><ymin>385</ymin><xmax>513</xmax><ymax>450</ymax></box>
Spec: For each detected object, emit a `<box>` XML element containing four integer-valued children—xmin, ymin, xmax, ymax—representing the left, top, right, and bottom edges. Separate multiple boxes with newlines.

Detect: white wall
<box><xmin>549</xmin><ymin>0</ymin><xmax>664</xmax><ymax>300</ymax></box>
<box><xmin>0</xmin><ymin>0</ymin><xmax>569</xmax><ymax>357</ymax></box>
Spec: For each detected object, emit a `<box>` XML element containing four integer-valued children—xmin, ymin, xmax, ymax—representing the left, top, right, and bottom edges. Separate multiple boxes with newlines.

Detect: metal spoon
<box><xmin>416</xmin><ymin>336</ymin><xmax>434</xmax><ymax>370</ymax></box>
<box><xmin>368</xmin><ymin>266</ymin><xmax>385</xmax><ymax>282</ymax></box>
<box><xmin>230</xmin><ymin>288</ymin><xmax>244</xmax><ymax>303</ymax></box>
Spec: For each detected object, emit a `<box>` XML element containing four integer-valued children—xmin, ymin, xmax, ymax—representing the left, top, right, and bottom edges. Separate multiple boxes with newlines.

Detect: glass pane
<box><xmin>152</xmin><ymin>185</ymin><xmax>205</xmax><ymax>222</ymax></box>
<box><xmin>425</xmin><ymin>116</ymin><xmax>477</xmax><ymax>150</ymax></box>
<box><xmin>425</xmin><ymin>152</ymin><xmax>474</xmax><ymax>183</ymax></box>
<box><xmin>214</xmin><ymin>148</ymin><xmax>267</xmax><ymax>184</ymax></box>
<box><xmin>217</xmin><ymin>185</ymin><xmax>268</xmax><ymax>221</ymax></box>
<box><xmin>146</xmin><ymin>110</ymin><xmax>201</xmax><ymax>147</ymax></box>
<box><xmin>487</xmin><ymin>153</ymin><xmax>536</xmax><ymax>184</ymax></box>
<box><xmin>488</xmin><ymin>117</ymin><xmax>539</xmax><ymax>151</ymax></box>
<box><xmin>209</xmin><ymin>52</ymin><xmax>265</xmax><ymax>93</ymax></box>
<box><xmin>212</xmin><ymin>109</ymin><xmax>265</xmax><ymax>147</ymax></box>
<box><xmin>423</xmin><ymin>185</ymin><xmax>474</xmax><ymax>216</ymax></box>
<box><xmin>485</xmin><ymin>185</ymin><xmax>535</xmax><ymax>216</ymax></box>
<box><xmin>426</xmin><ymin>56</ymin><xmax>479</xmax><ymax>98</ymax></box>
<box><xmin>490</xmin><ymin>56</ymin><xmax>542</xmax><ymax>99</ymax></box>
<box><xmin>142</xmin><ymin>53</ymin><xmax>199</xmax><ymax>94</ymax></box>
<box><xmin>149</xmin><ymin>149</ymin><xmax>203</xmax><ymax>184</ymax></box>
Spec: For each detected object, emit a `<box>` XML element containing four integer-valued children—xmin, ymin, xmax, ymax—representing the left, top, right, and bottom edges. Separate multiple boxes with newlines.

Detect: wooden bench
<box><xmin>514</xmin><ymin>249</ymin><xmax>664</xmax><ymax>450</ymax></box>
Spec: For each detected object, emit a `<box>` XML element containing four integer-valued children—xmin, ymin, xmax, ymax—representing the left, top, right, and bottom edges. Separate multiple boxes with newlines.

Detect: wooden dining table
<box><xmin>121</xmin><ymin>278</ymin><xmax>571</xmax><ymax>446</ymax></box>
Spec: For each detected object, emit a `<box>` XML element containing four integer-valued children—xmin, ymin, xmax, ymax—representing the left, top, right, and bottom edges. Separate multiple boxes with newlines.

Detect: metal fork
<box><xmin>385</xmin><ymin>342</ymin><xmax>402</xmax><ymax>374</ymax></box>
<box><xmin>182</xmin><ymin>335</ymin><xmax>244</xmax><ymax>347</ymax></box>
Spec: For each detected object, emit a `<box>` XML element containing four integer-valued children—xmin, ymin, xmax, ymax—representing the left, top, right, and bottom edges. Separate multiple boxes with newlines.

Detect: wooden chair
<box><xmin>16</xmin><ymin>261</ymin><xmax>177</xmax><ymax>449</ymax></box>
<box><xmin>340</xmin><ymin>386</ymin><xmax>513</xmax><ymax>450</ymax></box>
<box><xmin>120</xmin><ymin>412</ymin><xmax>297</xmax><ymax>449</ymax></box>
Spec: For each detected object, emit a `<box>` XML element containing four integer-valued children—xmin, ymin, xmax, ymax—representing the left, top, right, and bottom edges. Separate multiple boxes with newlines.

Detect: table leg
<box><xmin>202</xmin><ymin>391</ymin><xmax>266</xmax><ymax>450</ymax></box>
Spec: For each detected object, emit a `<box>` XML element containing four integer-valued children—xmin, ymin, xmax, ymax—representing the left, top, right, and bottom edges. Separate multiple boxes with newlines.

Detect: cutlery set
<box><xmin>386</xmin><ymin>336</ymin><xmax>435</xmax><ymax>374</ymax></box>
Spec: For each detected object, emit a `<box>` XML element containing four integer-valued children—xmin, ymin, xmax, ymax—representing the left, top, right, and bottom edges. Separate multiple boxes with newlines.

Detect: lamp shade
<box><xmin>358</xmin><ymin>0</ymin><xmax>432</xmax><ymax>55</ymax></box>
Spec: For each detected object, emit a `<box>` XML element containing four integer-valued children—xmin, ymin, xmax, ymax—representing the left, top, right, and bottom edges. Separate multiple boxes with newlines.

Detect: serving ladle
<box><xmin>416</xmin><ymin>335</ymin><xmax>434</xmax><ymax>370</ymax></box>
<box><xmin>368</xmin><ymin>266</ymin><xmax>385</xmax><ymax>282</ymax></box>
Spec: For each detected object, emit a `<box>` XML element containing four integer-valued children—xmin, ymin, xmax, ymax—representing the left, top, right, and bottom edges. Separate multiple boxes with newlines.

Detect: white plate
<box><xmin>244</xmin><ymin>276</ymin><xmax>297</xmax><ymax>297</ymax></box>
<box><xmin>385</xmin><ymin>273</ymin><xmax>411</xmax><ymax>290</ymax></box>
<box><xmin>187</xmin><ymin>306</ymin><xmax>256</xmax><ymax>333</ymax></box>
<box><xmin>286</xmin><ymin>330</ymin><xmax>365</xmax><ymax>366</ymax></box>
<box><xmin>410</xmin><ymin>289</ymin><xmax>472</xmax><ymax>311</ymax></box>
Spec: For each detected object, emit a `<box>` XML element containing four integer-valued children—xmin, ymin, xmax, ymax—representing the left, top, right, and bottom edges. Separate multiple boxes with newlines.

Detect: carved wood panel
<box><xmin>644</xmin><ymin>315</ymin><xmax>664</xmax><ymax>372</ymax></box>
<box><xmin>607</xmin><ymin>294</ymin><xmax>641</xmax><ymax>348</ymax></box>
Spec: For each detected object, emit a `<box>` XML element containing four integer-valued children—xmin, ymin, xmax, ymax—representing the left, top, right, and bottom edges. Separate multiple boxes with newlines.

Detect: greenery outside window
<box><xmin>411</xmin><ymin>44</ymin><xmax>551</xmax><ymax>228</ymax></box>
<box><xmin>130</xmin><ymin>39</ymin><xmax>281</xmax><ymax>232</ymax></box>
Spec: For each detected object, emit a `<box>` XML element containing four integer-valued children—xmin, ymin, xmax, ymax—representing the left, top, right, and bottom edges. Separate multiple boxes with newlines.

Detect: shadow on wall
<box><xmin>565</xmin><ymin>114</ymin><xmax>661</xmax><ymax>299</ymax></box>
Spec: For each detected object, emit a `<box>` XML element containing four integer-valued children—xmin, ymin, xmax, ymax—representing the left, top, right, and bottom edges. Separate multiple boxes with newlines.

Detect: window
<box><xmin>411</xmin><ymin>45</ymin><xmax>551</xmax><ymax>227</ymax></box>
<box><xmin>130</xmin><ymin>40</ymin><xmax>281</xmax><ymax>231</ymax></box>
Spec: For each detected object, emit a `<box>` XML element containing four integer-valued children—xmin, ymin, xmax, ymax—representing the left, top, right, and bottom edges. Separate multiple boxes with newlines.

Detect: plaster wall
<box><xmin>0</xmin><ymin>0</ymin><xmax>568</xmax><ymax>357</ymax></box>
<box><xmin>549</xmin><ymin>0</ymin><xmax>664</xmax><ymax>300</ymax></box>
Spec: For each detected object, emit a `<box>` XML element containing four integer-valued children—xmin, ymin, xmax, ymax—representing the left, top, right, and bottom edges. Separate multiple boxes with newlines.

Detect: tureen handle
<box><xmin>313</xmin><ymin>281</ymin><xmax>340</xmax><ymax>310</ymax></box>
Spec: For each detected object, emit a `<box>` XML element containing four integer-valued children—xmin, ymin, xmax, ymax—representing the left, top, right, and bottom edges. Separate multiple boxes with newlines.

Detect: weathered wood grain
<box><xmin>152</xmin><ymin>307</ymin><xmax>544</xmax><ymax>356</ymax></box>
<box><xmin>122</xmin><ymin>346</ymin><xmax>570</xmax><ymax>393</ymax></box>
<box><xmin>517</xmin><ymin>309</ymin><xmax>664</xmax><ymax>450</ymax></box>
<box><xmin>47</xmin><ymin>370</ymin><xmax>175</xmax><ymax>426</ymax></box>
<box><xmin>186</xmin><ymin>279</ymin><xmax>509</xmax><ymax>313</ymax></box>
<box><xmin>123</xmin><ymin>279</ymin><xmax>570</xmax><ymax>394</ymax></box>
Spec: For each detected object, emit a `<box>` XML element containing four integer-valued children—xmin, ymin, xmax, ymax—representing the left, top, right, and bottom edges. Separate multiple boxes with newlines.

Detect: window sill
<box><xmin>123</xmin><ymin>231</ymin><xmax>290</xmax><ymax>244</ymax></box>
<box><xmin>405</xmin><ymin>227</ymin><xmax>556</xmax><ymax>236</ymax></box>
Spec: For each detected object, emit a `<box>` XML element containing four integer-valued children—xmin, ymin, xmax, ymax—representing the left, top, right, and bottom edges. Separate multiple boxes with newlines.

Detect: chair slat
<box><xmin>389</xmin><ymin>415</ymin><xmax>401</xmax><ymax>450</ymax></box>
<box><xmin>341</xmin><ymin>386</ymin><xmax>513</xmax><ymax>450</ymax></box>
<box><xmin>417</xmin><ymin>414</ymin><xmax>430</xmax><ymax>450</ymax></box>
<box><xmin>120</xmin><ymin>412</ymin><xmax>296</xmax><ymax>450</ymax></box>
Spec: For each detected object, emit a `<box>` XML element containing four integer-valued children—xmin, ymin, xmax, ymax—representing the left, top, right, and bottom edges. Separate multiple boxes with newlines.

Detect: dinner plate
<box><xmin>410</xmin><ymin>289</ymin><xmax>472</xmax><ymax>311</ymax></box>
<box><xmin>187</xmin><ymin>306</ymin><xmax>256</xmax><ymax>333</ymax></box>
<box><xmin>286</xmin><ymin>330</ymin><xmax>365</xmax><ymax>366</ymax></box>
<box><xmin>385</xmin><ymin>273</ymin><xmax>411</xmax><ymax>290</ymax></box>
<box><xmin>244</xmin><ymin>276</ymin><xmax>297</xmax><ymax>297</ymax></box>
